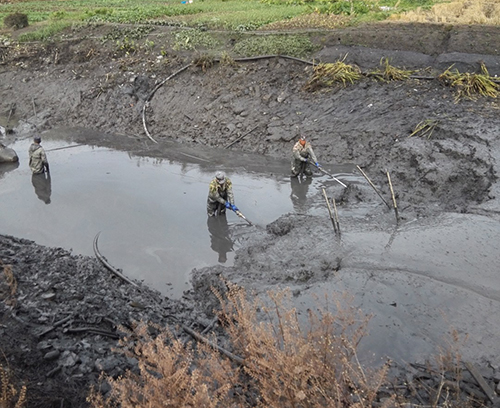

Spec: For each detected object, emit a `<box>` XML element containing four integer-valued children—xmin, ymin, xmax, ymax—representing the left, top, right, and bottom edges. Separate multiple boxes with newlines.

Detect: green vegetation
<box><xmin>0</xmin><ymin>0</ymin><xmax>479</xmax><ymax>42</ymax></box>
<box><xmin>233</xmin><ymin>34</ymin><xmax>316</xmax><ymax>57</ymax></box>
<box><xmin>173</xmin><ymin>29</ymin><xmax>220</xmax><ymax>50</ymax></box>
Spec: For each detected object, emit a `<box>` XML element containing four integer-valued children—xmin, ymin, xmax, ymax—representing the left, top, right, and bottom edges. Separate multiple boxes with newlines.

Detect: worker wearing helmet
<box><xmin>207</xmin><ymin>171</ymin><xmax>238</xmax><ymax>217</ymax></box>
<box><xmin>291</xmin><ymin>136</ymin><xmax>319</xmax><ymax>177</ymax></box>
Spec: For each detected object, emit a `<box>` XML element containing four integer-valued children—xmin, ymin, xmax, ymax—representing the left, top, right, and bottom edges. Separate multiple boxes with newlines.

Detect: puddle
<box><xmin>0</xmin><ymin>131</ymin><xmax>355</xmax><ymax>298</ymax></box>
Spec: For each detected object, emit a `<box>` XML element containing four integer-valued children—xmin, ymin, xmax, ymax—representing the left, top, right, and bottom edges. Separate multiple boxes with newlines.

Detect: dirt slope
<box><xmin>1</xmin><ymin>22</ymin><xmax>500</xmax><ymax>407</ymax></box>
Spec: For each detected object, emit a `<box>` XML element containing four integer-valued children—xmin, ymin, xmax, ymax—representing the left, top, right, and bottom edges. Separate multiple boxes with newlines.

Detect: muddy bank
<box><xmin>1</xmin><ymin>22</ymin><xmax>500</xmax><ymax>407</ymax></box>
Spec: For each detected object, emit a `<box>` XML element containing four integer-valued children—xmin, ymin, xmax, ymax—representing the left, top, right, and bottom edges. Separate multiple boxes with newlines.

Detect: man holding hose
<box><xmin>291</xmin><ymin>136</ymin><xmax>320</xmax><ymax>177</ymax></box>
<box><xmin>207</xmin><ymin>171</ymin><xmax>239</xmax><ymax>217</ymax></box>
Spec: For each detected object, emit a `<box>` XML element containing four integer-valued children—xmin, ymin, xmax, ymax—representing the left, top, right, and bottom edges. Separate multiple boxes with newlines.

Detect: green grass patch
<box><xmin>0</xmin><ymin>0</ymin><xmax>482</xmax><ymax>33</ymax></box>
<box><xmin>172</xmin><ymin>29</ymin><xmax>221</xmax><ymax>50</ymax></box>
<box><xmin>233</xmin><ymin>34</ymin><xmax>316</xmax><ymax>57</ymax></box>
<box><xmin>17</xmin><ymin>21</ymin><xmax>72</xmax><ymax>42</ymax></box>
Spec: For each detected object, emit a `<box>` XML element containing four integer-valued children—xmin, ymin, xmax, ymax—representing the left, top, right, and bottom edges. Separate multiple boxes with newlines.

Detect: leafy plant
<box><xmin>3</xmin><ymin>13</ymin><xmax>28</xmax><ymax>29</ymax></box>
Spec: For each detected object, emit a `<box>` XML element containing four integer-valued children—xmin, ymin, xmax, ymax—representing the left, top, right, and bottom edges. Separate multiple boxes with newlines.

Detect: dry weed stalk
<box><xmin>2</xmin><ymin>264</ymin><xmax>17</xmax><ymax>298</ymax></box>
<box><xmin>409</xmin><ymin>119</ymin><xmax>439</xmax><ymax>139</ymax></box>
<box><xmin>215</xmin><ymin>285</ymin><xmax>386</xmax><ymax>407</ymax></box>
<box><xmin>304</xmin><ymin>57</ymin><xmax>361</xmax><ymax>91</ymax></box>
<box><xmin>87</xmin><ymin>322</ymin><xmax>238</xmax><ymax>407</ymax></box>
<box><xmin>218</xmin><ymin>51</ymin><xmax>236</xmax><ymax>67</ymax></box>
<box><xmin>1</xmin><ymin>262</ymin><xmax>17</xmax><ymax>307</ymax></box>
<box><xmin>0</xmin><ymin>365</ymin><xmax>27</xmax><ymax>408</ymax></box>
<box><xmin>89</xmin><ymin>282</ymin><xmax>391</xmax><ymax>407</ymax></box>
<box><xmin>438</xmin><ymin>63</ymin><xmax>499</xmax><ymax>102</ymax></box>
<box><xmin>370</xmin><ymin>58</ymin><xmax>413</xmax><ymax>81</ymax></box>
<box><xmin>193</xmin><ymin>54</ymin><xmax>214</xmax><ymax>72</ymax></box>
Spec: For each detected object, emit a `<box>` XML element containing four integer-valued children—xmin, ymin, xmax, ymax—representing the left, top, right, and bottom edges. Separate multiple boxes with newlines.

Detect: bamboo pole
<box><xmin>322</xmin><ymin>188</ymin><xmax>338</xmax><ymax>235</ymax></box>
<box><xmin>386</xmin><ymin>170</ymin><xmax>399</xmax><ymax>223</ymax></box>
<box><xmin>356</xmin><ymin>165</ymin><xmax>391</xmax><ymax>209</ymax></box>
<box><xmin>331</xmin><ymin>197</ymin><xmax>341</xmax><ymax>238</ymax></box>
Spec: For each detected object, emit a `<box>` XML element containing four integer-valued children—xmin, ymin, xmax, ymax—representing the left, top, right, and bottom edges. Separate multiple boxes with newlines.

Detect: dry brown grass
<box><xmin>409</xmin><ymin>118</ymin><xmax>439</xmax><ymax>138</ymax></box>
<box><xmin>0</xmin><ymin>365</ymin><xmax>27</xmax><ymax>408</ymax></box>
<box><xmin>391</xmin><ymin>0</ymin><xmax>500</xmax><ymax>25</ymax></box>
<box><xmin>88</xmin><ymin>284</ymin><xmax>391</xmax><ymax>408</ymax></box>
<box><xmin>0</xmin><ymin>261</ymin><xmax>17</xmax><ymax>307</ymax></box>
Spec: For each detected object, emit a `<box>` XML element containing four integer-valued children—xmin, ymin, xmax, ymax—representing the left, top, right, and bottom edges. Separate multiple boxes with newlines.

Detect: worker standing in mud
<box><xmin>207</xmin><ymin>171</ymin><xmax>238</xmax><ymax>217</ymax></box>
<box><xmin>28</xmin><ymin>135</ymin><xmax>49</xmax><ymax>175</ymax></box>
<box><xmin>291</xmin><ymin>136</ymin><xmax>319</xmax><ymax>177</ymax></box>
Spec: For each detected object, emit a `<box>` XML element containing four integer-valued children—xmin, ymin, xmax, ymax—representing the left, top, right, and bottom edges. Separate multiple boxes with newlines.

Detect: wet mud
<box><xmin>1</xmin><ymin>22</ymin><xmax>500</xmax><ymax>406</ymax></box>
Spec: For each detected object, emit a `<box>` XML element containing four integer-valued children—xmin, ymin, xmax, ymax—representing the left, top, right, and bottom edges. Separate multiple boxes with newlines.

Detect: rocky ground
<box><xmin>1</xmin><ymin>21</ymin><xmax>500</xmax><ymax>407</ymax></box>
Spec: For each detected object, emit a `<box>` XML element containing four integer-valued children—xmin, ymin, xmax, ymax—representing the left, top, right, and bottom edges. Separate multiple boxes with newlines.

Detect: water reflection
<box><xmin>0</xmin><ymin>161</ymin><xmax>19</xmax><ymax>179</ymax></box>
<box><xmin>207</xmin><ymin>215</ymin><xmax>233</xmax><ymax>263</ymax></box>
<box><xmin>290</xmin><ymin>176</ymin><xmax>312</xmax><ymax>212</ymax></box>
<box><xmin>31</xmin><ymin>172</ymin><xmax>52</xmax><ymax>204</ymax></box>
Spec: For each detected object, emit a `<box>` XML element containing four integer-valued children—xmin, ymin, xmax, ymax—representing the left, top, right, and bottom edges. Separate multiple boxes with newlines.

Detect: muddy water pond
<box><xmin>0</xmin><ymin>130</ymin><xmax>355</xmax><ymax>298</ymax></box>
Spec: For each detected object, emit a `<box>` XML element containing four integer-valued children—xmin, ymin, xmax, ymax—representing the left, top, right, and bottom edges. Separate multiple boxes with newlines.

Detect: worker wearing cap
<box><xmin>291</xmin><ymin>136</ymin><xmax>319</xmax><ymax>177</ymax></box>
<box><xmin>207</xmin><ymin>171</ymin><xmax>238</xmax><ymax>217</ymax></box>
<box><xmin>28</xmin><ymin>135</ymin><xmax>49</xmax><ymax>175</ymax></box>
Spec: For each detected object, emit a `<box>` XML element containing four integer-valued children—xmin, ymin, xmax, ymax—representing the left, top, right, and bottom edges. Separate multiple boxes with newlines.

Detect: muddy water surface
<box><xmin>0</xmin><ymin>131</ymin><xmax>353</xmax><ymax>298</ymax></box>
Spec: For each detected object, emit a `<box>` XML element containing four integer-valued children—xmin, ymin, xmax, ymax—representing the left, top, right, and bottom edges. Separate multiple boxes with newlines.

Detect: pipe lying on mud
<box><xmin>93</xmin><ymin>232</ymin><xmax>139</xmax><ymax>288</ymax></box>
<box><xmin>224</xmin><ymin>125</ymin><xmax>259</xmax><ymax>149</ymax></box>
<box><xmin>142</xmin><ymin>63</ymin><xmax>193</xmax><ymax>144</ymax></box>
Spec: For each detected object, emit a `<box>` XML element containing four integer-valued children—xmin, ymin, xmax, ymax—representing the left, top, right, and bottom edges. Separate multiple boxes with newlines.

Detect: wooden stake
<box><xmin>31</xmin><ymin>97</ymin><xmax>37</xmax><ymax>118</ymax></box>
<box><xmin>332</xmin><ymin>197</ymin><xmax>341</xmax><ymax>238</ymax></box>
<box><xmin>322</xmin><ymin>188</ymin><xmax>338</xmax><ymax>235</ymax></box>
<box><xmin>356</xmin><ymin>165</ymin><xmax>391</xmax><ymax>209</ymax></box>
<box><xmin>386</xmin><ymin>170</ymin><xmax>399</xmax><ymax>223</ymax></box>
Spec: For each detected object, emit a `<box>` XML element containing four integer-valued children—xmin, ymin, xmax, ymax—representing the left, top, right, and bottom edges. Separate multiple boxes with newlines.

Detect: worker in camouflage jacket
<box><xmin>207</xmin><ymin>171</ymin><xmax>238</xmax><ymax>217</ymax></box>
<box><xmin>29</xmin><ymin>135</ymin><xmax>49</xmax><ymax>175</ymax></box>
<box><xmin>291</xmin><ymin>136</ymin><xmax>320</xmax><ymax>177</ymax></box>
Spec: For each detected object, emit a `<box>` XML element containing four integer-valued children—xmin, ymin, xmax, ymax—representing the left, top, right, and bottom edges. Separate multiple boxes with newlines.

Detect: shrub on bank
<box><xmin>3</xmin><ymin>13</ymin><xmax>28</xmax><ymax>30</ymax></box>
<box><xmin>87</xmin><ymin>286</ymin><xmax>389</xmax><ymax>407</ymax></box>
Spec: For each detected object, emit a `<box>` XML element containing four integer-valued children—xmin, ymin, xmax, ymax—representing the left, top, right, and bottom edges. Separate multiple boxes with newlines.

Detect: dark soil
<box><xmin>1</xmin><ymin>21</ymin><xmax>500</xmax><ymax>407</ymax></box>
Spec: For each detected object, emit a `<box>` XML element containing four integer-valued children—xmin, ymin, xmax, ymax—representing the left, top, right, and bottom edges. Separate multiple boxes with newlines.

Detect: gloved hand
<box><xmin>225</xmin><ymin>201</ymin><xmax>231</xmax><ymax>209</ymax></box>
<box><xmin>44</xmin><ymin>163</ymin><xmax>50</xmax><ymax>173</ymax></box>
<box><xmin>232</xmin><ymin>205</ymin><xmax>239</xmax><ymax>212</ymax></box>
<box><xmin>315</xmin><ymin>162</ymin><xmax>321</xmax><ymax>168</ymax></box>
<box><xmin>301</xmin><ymin>158</ymin><xmax>308</xmax><ymax>163</ymax></box>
